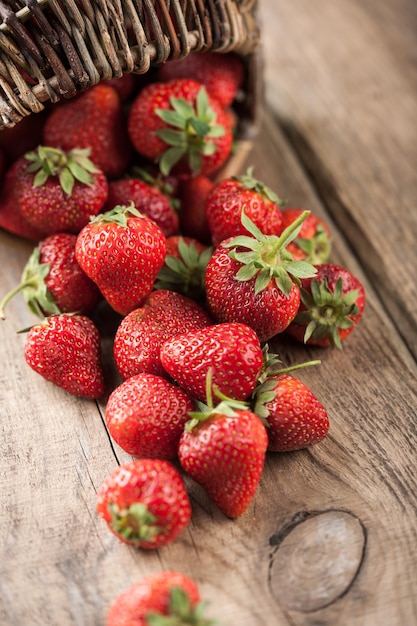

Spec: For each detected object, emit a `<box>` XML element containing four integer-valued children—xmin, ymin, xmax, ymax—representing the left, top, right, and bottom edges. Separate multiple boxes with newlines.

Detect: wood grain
<box><xmin>259</xmin><ymin>0</ymin><xmax>417</xmax><ymax>358</ymax></box>
<box><xmin>1</xmin><ymin>1</ymin><xmax>417</xmax><ymax>624</ymax></box>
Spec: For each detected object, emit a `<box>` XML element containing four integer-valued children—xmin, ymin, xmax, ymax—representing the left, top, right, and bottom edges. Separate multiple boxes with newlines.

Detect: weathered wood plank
<box><xmin>1</xmin><ymin>111</ymin><xmax>416</xmax><ymax>625</ymax></box>
<box><xmin>259</xmin><ymin>0</ymin><xmax>417</xmax><ymax>358</ymax></box>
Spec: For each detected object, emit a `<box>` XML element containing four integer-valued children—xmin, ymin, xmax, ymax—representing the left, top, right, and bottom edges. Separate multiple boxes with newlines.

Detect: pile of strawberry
<box><xmin>0</xmin><ymin>51</ymin><xmax>366</xmax><ymax>625</ymax></box>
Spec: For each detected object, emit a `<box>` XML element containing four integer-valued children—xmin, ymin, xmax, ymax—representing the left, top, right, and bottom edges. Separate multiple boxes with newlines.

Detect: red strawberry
<box><xmin>253</xmin><ymin>373</ymin><xmax>330</xmax><ymax>451</ymax></box>
<box><xmin>0</xmin><ymin>233</ymin><xmax>102</xmax><ymax>319</ymax></box>
<box><xmin>158</xmin><ymin>51</ymin><xmax>245</xmax><ymax>108</ymax></box>
<box><xmin>104</xmin><ymin>177</ymin><xmax>179</xmax><ymax>237</ymax></box>
<box><xmin>105</xmin><ymin>373</ymin><xmax>195</xmax><ymax>459</ymax></box>
<box><xmin>279</xmin><ymin>207</ymin><xmax>331</xmax><ymax>264</ymax></box>
<box><xmin>75</xmin><ymin>204</ymin><xmax>166</xmax><ymax>316</ymax></box>
<box><xmin>96</xmin><ymin>458</ymin><xmax>191</xmax><ymax>549</ymax></box>
<box><xmin>113</xmin><ymin>289</ymin><xmax>213</xmax><ymax>380</ymax></box>
<box><xmin>178</xmin><ymin>393</ymin><xmax>268</xmax><ymax>518</ymax></box>
<box><xmin>0</xmin><ymin>160</ymin><xmax>48</xmax><ymax>241</ymax></box>
<box><xmin>178</xmin><ymin>174</ymin><xmax>214</xmax><ymax>244</ymax></box>
<box><xmin>106</xmin><ymin>571</ymin><xmax>212</xmax><ymax>626</ymax></box>
<box><xmin>127</xmin><ymin>79</ymin><xmax>233</xmax><ymax>177</ymax></box>
<box><xmin>205</xmin><ymin>210</ymin><xmax>317</xmax><ymax>342</ymax></box>
<box><xmin>43</xmin><ymin>84</ymin><xmax>133</xmax><ymax>178</ymax></box>
<box><xmin>160</xmin><ymin>322</ymin><xmax>263</xmax><ymax>403</ymax></box>
<box><xmin>154</xmin><ymin>236</ymin><xmax>212</xmax><ymax>300</ymax></box>
<box><xmin>14</xmin><ymin>146</ymin><xmax>108</xmax><ymax>236</ymax></box>
<box><xmin>24</xmin><ymin>313</ymin><xmax>105</xmax><ymax>399</ymax></box>
<box><xmin>205</xmin><ymin>167</ymin><xmax>284</xmax><ymax>246</ymax></box>
<box><xmin>286</xmin><ymin>263</ymin><xmax>366</xmax><ymax>348</ymax></box>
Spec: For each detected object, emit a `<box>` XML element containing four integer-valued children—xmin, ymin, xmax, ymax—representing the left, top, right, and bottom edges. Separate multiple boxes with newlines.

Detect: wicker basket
<box><xmin>0</xmin><ymin>0</ymin><xmax>261</xmax><ymax>141</ymax></box>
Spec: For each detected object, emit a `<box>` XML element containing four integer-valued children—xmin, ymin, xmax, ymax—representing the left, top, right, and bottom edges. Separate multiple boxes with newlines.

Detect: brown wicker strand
<box><xmin>0</xmin><ymin>0</ymin><xmax>259</xmax><ymax>129</ymax></box>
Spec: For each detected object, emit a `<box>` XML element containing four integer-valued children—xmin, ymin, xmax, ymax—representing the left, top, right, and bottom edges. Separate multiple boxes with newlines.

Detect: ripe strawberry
<box><xmin>105</xmin><ymin>373</ymin><xmax>195</xmax><ymax>459</ymax></box>
<box><xmin>178</xmin><ymin>174</ymin><xmax>214</xmax><ymax>244</ymax></box>
<box><xmin>127</xmin><ymin>79</ymin><xmax>233</xmax><ymax>177</ymax></box>
<box><xmin>286</xmin><ymin>263</ymin><xmax>366</xmax><ymax>348</ymax></box>
<box><xmin>205</xmin><ymin>210</ymin><xmax>317</xmax><ymax>342</ymax></box>
<box><xmin>0</xmin><ymin>233</ymin><xmax>102</xmax><ymax>319</ymax></box>
<box><xmin>43</xmin><ymin>84</ymin><xmax>133</xmax><ymax>178</ymax></box>
<box><xmin>24</xmin><ymin>313</ymin><xmax>105</xmax><ymax>399</ymax></box>
<box><xmin>279</xmin><ymin>207</ymin><xmax>331</xmax><ymax>264</ymax></box>
<box><xmin>75</xmin><ymin>204</ymin><xmax>166</xmax><ymax>316</ymax></box>
<box><xmin>253</xmin><ymin>373</ymin><xmax>330</xmax><ymax>452</ymax></box>
<box><xmin>154</xmin><ymin>236</ymin><xmax>212</xmax><ymax>300</ymax></box>
<box><xmin>14</xmin><ymin>146</ymin><xmax>108</xmax><ymax>236</ymax></box>
<box><xmin>104</xmin><ymin>177</ymin><xmax>179</xmax><ymax>237</ymax></box>
<box><xmin>205</xmin><ymin>168</ymin><xmax>284</xmax><ymax>246</ymax></box>
<box><xmin>160</xmin><ymin>322</ymin><xmax>263</xmax><ymax>403</ymax></box>
<box><xmin>96</xmin><ymin>458</ymin><xmax>191</xmax><ymax>549</ymax></box>
<box><xmin>106</xmin><ymin>571</ymin><xmax>214</xmax><ymax>626</ymax></box>
<box><xmin>113</xmin><ymin>289</ymin><xmax>213</xmax><ymax>380</ymax></box>
<box><xmin>0</xmin><ymin>160</ymin><xmax>48</xmax><ymax>241</ymax></box>
<box><xmin>178</xmin><ymin>392</ymin><xmax>268</xmax><ymax>518</ymax></box>
<box><xmin>158</xmin><ymin>51</ymin><xmax>245</xmax><ymax>108</ymax></box>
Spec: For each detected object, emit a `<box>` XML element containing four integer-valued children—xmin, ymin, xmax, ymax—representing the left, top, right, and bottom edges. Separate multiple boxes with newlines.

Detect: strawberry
<box><xmin>158</xmin><ymin>51</ymin><xmax>245</xmax><ymax>108</ymax></box>
<box><xmin>154</xmin><ymin>236</ymin><xmax>212</xmax><ymax>300</ymax></box>
<box><xmin>113</xmin><ymin>289</ymin><xmax>213</xmax><ymax>380</ymax></box>
<box><xmin>286</xmin><ymin>263</ymin><xmax>366</xmax><ymax>348</ymax></box>
<box><xmin>14</xmin><ymin>146</ymin><xmax>108</xmax><ymax>236</ymax></box>
<box><xmin>43</xmin><ymin>84</ymin><xmax>133</xmax><ymax>178</ymax></box>
<box><xmin>106</xmin><ymin>571</ymin><xmax>214</xmax><ymax>626</ymax></box>
<box><xmin>96</xmin><ymin>458</ymin><xmax>191</xmax><ymax>549</ymax></box>
<box><xmin>75</xmin><ymin>204</ymin><xmax>166</xmax><ymax>316</ymax></box>
<box><xmin>205</xmin><ymin>210</ymin><xmax>317</xmax><ymax>342</ymax></box>
<box><xmin>104</xmin><ymin>177</ymin><xmax>179</xmax><ymax>237</ymax></box>
<box><xmin>0</xmin><ymin>160</ymin><xmax>48</xmax><ymax>241</ymax></box>
<box><xmin>127</xmin><ymin>79</ymin><xmax>233</xmax><ymax>177</ymax></box>
<box><xmin>253</xmin><ymin>372</ymin><xmax>330</xmax><ymax>452</ymax></box>
<box><xmin>0</xmin><ymin>233</ymin><xmax>102</xmax><ymax>319</ymax></box>
<box><xmin>160</xmin><ymin>322</ymin><xmax>263</xmax><ymax>403</ymax></box>
<box><xmin>279</xmin><ymin>207</ymin><xmax>331</xmax><ymax>264</ymax></box>
<box><xmin>178</xmin><ymin>385</ymin><xmax>268</xmax><ymax>518</ymax></box>
<box><xmin>205</xmin><ymin>167</ymin><xmax>284</xmax><ymax>246</ymax></box>
<box><xmin>178</xmin><ymin>174</ymin><xmax>214</xmax><ymax>244</ymax></box>
<box><xmin>24</xmin><ymin>313</ymin><xmax>105</xmax><ymax>399</ymax></box>
<box><xmin>105</xmin><ymin>373</ymin><xmax>195</xmax><ymax>459</ymax></box>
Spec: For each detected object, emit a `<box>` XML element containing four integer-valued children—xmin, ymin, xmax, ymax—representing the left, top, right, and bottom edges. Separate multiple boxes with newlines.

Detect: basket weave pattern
<box><xmin>0</xmin><ymin>0</ymin><xmax>259</xmax><ymax>129</ymax></box>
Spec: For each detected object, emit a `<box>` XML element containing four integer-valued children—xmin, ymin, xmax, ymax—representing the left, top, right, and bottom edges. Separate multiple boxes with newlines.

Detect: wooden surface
<box><xmin>1</xmin><ymin>0</ymin><xmax>417</xmax><ymax>624</ymax></box>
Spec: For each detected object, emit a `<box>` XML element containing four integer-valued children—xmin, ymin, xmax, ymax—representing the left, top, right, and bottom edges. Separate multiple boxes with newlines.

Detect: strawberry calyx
<box><xmin>224</xmin><ymin>209</ymin><xmax>317</xmax><ymax>296</ymax></box>
<box><xmin>295</xmin><ymin>277</ymin><xmax>360</xmax><ymax>349</ymax></box>
<box><xmin>233</xmin><ymin>166</ymin><xmax>285</xmax><ymax>206</ymax></box>
<box><xmin>155</xmin><ymin>86</ymin><xmax>226</xmax><ymax>176</ymax></box>
<box><xmin>186</xmin><ymin>368</ymin><xmax>250</xmax><ymax>431</ymax></box>
<box><xmin>252</xmin><ymin>344</ymin><xmax>321</xmax><ymax>423</ymax></box>
<box><xmin>108</xmin><ymin>502</ymin><xmax>162</xmax><ymax>545</ymax></box>
<box><xmin>154</xmin><ymin>238</ymin><xmax>213</xmax><ymax>300</ymax></box>
<box><xmin>24</xmin><ymin>146</ymin><xmax>100</xmax><ymax>195</ymax></box>
<box><xmin>0</xmin><ymin>246</ymin><xmax>61</xmax><ymax>320</ymax></box>
<box><xmin>88</xmin><ymin>202</ymin><xmax>144</xmax><ymax>227</ymax></box>
<box><xmin>146</xmin><ymin>586</ymin><xmax>216</xmax><ymax>626</ymax></box>
<box><xmin>294</xmin><ymin>224</ymin><xmax>332</xmax><ymax>264</ymax></box>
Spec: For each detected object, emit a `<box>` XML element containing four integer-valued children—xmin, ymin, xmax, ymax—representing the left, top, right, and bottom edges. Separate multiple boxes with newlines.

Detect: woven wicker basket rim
<box><xmin>0</xmin><ymin>0</ymin><xmax>260</xmax><ymax>130</ymax></box>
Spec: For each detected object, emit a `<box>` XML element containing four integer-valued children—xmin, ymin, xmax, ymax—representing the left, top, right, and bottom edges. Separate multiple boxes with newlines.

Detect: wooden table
<box><xmin>1</xmin><ymin>0</ymin><xmax>416</xmax><ymax>624</ymax></box>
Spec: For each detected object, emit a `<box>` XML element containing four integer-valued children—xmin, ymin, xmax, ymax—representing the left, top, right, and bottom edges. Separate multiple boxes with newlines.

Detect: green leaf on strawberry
<box><xmin>225</xmin><ymin>209</ymin><xmax>317</xmax><ymax>296</ymax></box>
<box><xmin>25</xmin><ymin>146</ymin><xmax>100</xmax><ymax>195</ymax></box>
<box><xmin>146</xmin><ymin>586</ymin><xmax>216</xmax><ymax>626</ymax></box>
<box><xmin>155</xmin><ymin>86</ymin><xmax>226</xmax><ymax>176</ymax></box>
